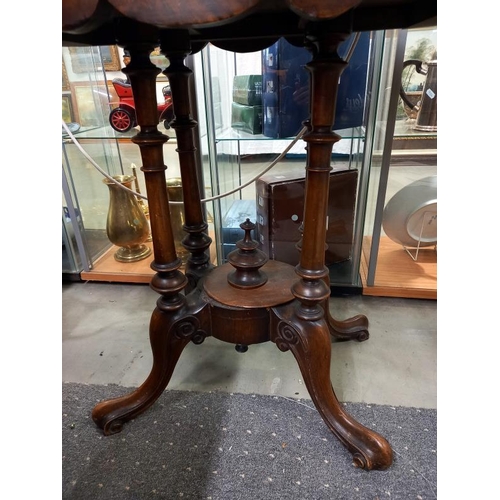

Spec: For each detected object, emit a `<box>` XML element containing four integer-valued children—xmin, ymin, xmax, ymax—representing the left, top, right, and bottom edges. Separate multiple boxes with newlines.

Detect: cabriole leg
<box><xmin>271</xmin><ymin>302</ymin><xmax>392</xmax><ymax>470</ymax></box>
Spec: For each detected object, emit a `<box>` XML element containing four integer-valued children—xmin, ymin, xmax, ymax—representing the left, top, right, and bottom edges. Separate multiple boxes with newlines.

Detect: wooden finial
<box><xmin>227</xmin><ymin>219</ymin><xmax>268</xmax><ymax>289</ymax></box>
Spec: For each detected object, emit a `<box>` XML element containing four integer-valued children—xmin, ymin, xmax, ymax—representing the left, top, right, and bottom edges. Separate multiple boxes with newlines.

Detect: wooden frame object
<box><xmin>69</xmin><ymin>45</ymin><xmax>120</xmax><ymax>73</ymax></box>
<box><xmin>70</xmin><ymin>82</ymin><xmax>110</xmax><ymax>127</ymax></box>
<box><xmin>70</xmin><ymin>83</ymin><xmax>97</xmax><ymax>126</ymax></box>
<box><xmin>62</xmin><ymin>93</ymin><xmax>74</xmax><ymax>123</ymax></box>
<box><xmin>101</xmin><ymin>46</ymin><xmax>121</xmax><ymax>71</ymax></box>
<box><xmin>62</xmin><ymin>59</ymin><xmax>70</xmax><ymax>91</ymax></box>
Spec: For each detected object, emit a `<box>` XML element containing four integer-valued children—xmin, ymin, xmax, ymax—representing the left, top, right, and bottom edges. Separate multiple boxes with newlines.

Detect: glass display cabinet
<box><xmin>62</xmin><ymin>45</ymin><xmax>124</xmax><ymax>280</ymax></box>
<box><xmin>62</xmin><ymin>45</ymin><xmax>191</xmax><ymax>282</ymax></box>
<box><xmin>62</xmin><ymin>0</ymin><xmax>437</xmax><ymax>473</ymax></box>
<box><xmin>62</xmin><ymin>28</ymin><xmax>437</xmax><ymax>299</ymax></box>
<box><xmin>63</xmin><ymin>38</ymin><xmax>376</xmax><ymax>292</ymax></box>
<box><xmin>360</xmin><ymin>27</ymin><xmax>437</xmax><ymax>299</ymax></box>
<box><xmin>191</xmin><ymin>33</ymin><xmax>378</xmax><ymax>293</ymax></box>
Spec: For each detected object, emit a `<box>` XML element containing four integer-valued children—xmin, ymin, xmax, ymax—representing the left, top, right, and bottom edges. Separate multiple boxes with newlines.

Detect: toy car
<box><xmin>109</xmin><ymin>78</ymin><xmax>174</xmax><ymax>132</ymax></box>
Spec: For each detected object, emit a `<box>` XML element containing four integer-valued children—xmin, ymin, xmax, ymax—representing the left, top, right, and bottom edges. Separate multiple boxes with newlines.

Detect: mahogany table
<box><xmin>63</xmin><ymin>0</ymin><xmax>436</xmax><ymax>471</ymax></box>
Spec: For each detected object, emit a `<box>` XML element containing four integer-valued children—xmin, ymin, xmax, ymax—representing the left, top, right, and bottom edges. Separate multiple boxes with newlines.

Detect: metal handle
<box><xmin>399</xmin><ymin>59</ymin><xmax>427</xmax><ymax>110</ymax></box>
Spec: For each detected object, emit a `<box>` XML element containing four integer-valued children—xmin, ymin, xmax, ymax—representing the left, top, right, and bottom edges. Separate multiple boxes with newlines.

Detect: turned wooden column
<box><xmin>92</xmin><ymin>40</ymin><xmax>212</xmax><ymax>434</ymax></box>
<box><xmin>161</xmin><ymin>31</ymin><xmax>213</xmax><ymax>289</ymax></box>
<box><xmin>125</xmin><ymin>43</ymin><xmax>188</xmax><ymax>312</ymax></box>
<box><xmin>291</xmin><ymin>32</ymin><xmax>349</xmax><ymax>321</ymax></box>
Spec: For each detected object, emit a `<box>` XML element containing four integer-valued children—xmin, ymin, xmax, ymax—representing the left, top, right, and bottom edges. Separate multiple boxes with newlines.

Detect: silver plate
<box><xmin>382</xmin><ymin>175</ymin><xmax>437</xmax><ymax>248</ymax></box>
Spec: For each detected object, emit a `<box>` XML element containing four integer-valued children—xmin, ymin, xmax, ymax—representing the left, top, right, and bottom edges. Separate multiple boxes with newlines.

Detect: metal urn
<box><xmin>166</xmin><ymin>177</ymin><xmax>189</xmax><ymax>264</ymax></box>
<box><xmin>399</xmin><ymin>51</ymin><xmax>437</xmax><ymax>132</ymax></box>
<box><xmin>103</xmin><ymin>175</ymin><xmax>152</xmax><ymax>262</ymax></box>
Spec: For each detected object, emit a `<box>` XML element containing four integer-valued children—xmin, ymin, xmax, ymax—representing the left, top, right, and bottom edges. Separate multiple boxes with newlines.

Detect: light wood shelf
<box><xmin>81</xmin><ymin>242</ymin><xmax>156</xmax><ymax>284</ymax></box>
<box><xmin>81</xmin><ymin>225</ymin><xmax>217</xmax><ymax>284</ymax></box>
<box><xmin>81</xmin><ymin>242</ymin><xmax>216</xmax><ymax>284</ymax></box>
<box><xmin>360</xmin><ymin>236</ymin><xmax>437</xmax><ymax>299</ymax></box>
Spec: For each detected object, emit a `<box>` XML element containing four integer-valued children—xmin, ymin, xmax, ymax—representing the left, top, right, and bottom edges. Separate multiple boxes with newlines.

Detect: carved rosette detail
<box><xmin>274</xmin><ymin>321</ymin><xmax>308</xmax><ymax>353</ymax></box>
<box><xmin>106</xmin><ymin>419</ymin><xmax>124</xmax><ymax>436</ymax></box>
<box><xmin>352</xmin><ymin>452</ymin><xmax>367</xmax><ymax>469</ymax></box>
<box><xmin>172</xmin><ymin>316</ymin><xmax>206</xmax><ymax>345</ymax></box>
<box><xmin>357</xmin><ymin>330</ymin><xmax>369</xmax><ymax>342</ymax></box>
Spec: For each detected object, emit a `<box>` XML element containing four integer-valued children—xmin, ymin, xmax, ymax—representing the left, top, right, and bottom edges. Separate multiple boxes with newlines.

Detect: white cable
<box><xmin>62</xmin><ymin>121</ymin><xmax>148</xmax><ymax>200</ymax></box>
<box><xmin>62</xmin><ymin>119</ymin><xmax>306</xmax><ymax>205</ymax></box>
<box><xmin>191</xmin><ymin>127</ymin><xmax>307</xmax><ymax>203</ymax></box>
<box><xmin>345</xmin><ymin>32</ymin><xmax>361</xmax><ymax>63</ymax></box>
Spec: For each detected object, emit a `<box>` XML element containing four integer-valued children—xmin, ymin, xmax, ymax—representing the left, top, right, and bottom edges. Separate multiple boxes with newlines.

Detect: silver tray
<box><xmin>382</xmin><ymin>175</ymin><xmax>437</xmax><ymax>248</ymax></box>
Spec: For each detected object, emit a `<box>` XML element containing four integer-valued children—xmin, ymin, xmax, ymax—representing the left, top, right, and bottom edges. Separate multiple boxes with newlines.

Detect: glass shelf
<box><xmin>373</xmin><ymin>119</ymin><xmax>437</xmax><ymax>141</ymax></box>
<box><xmin>215</xmin><ymin>126</ymin><xmax>365</xmax><ymax>142</ymax></box>
<box><xmin>63</xmin><ymin>124</ymin><xmax>176</xmax><ymax>141</ymax></box>
<box><xmin>192</xmin><ymin>39</ymin><xmax>373</xmax><ymax>292</ymax></box>
<box><xmin>361</xmin><ymin>27</ymin><xmax>437</xmax><ymax>299</ymax></box>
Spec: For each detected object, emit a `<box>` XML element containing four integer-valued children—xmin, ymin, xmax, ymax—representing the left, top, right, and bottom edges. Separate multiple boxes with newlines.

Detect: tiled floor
<box><xmin>62</xmin><ymin>280</ymin><xmax>437</xmax><ymax>409</ymax></box>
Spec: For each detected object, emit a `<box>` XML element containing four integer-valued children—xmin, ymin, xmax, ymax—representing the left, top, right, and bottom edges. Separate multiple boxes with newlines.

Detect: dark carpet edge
<box><xmin>62</xmin><ymin>382</ymin><xmax>437</xmax><ymax>500</ymax></box>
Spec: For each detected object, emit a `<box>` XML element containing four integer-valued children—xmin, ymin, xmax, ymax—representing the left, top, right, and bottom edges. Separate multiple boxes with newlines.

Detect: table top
<box><xmin>62</xmin><ymin>0</ymin><xmax>436</xmax><ymax>49</ymax></box>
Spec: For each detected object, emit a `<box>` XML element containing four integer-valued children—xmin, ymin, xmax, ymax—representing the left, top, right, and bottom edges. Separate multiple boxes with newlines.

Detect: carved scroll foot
<box><xmin>271</xmin><ymin>303</ymin><xmax>392</xmax><ymax>470</ymax></box>
<box><xmin>92</xmin><ymin>304</ymin><xmax>209</xmax><ymax>435</ymax></box>
<box><xmin>323</xmin><ymin>302</ymin><xmax>369</xmax><ymax>342</ymax></box>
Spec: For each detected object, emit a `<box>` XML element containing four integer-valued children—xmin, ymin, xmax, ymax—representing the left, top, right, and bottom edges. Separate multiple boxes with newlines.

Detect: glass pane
<box><xmin>194</xmin><ymin>38</ymin><xmax>371</xmax><ymax>289</ymax></box>
<box><xmin>361</xmin><ymin>26</ymin><xmax>437</xmax><ymax>297</ymax></box>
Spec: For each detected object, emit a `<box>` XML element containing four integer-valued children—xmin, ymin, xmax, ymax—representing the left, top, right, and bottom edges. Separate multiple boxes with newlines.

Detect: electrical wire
<box><xmin>62</xmin><ymin>121</ymin><xmax>148</xmax><ymax>200</ymax></box>
<box><xmin>345</xmin><ymin>32</ymin><xmax>361</xmax><ymax>62</ymax></box>
<box><xmin>62</xmin><ymin>120</ymin><xmax>306</xmax><ymax>205</ymax></box>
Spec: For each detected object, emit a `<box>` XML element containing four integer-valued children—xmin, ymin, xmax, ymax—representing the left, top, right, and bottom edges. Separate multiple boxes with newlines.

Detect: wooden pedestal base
<box><xmin>88</xmin><ymin>28</ymin><xmax>389</xmax><ymax>472</ymax></box>
<box><xmin>63</xmin><ymin>0</ymin><xmax>436</xmax><ymax>477</ymax></box>
<box><xmin>92</xmin><ymin>263</ymin><xmax>391</xmax><ymax>470</ymax></box>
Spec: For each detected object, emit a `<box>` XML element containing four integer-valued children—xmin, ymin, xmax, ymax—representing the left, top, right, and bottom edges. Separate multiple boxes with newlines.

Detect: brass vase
<box><xmin>103</xmin><ymin>175</ymin><xmax>152</xmax><ymax>263</ymax></box>
<box><xmin>166</xmin><ymin>177</ymin><xmax>189</xmax><ymax>264</ymax></box>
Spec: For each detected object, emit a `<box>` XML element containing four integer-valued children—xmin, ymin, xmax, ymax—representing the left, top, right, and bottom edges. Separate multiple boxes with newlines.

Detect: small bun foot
<box><xmin>324</xmin><ymin>304</ymin><xmax>370</xmax><ymax>342</ymax></box>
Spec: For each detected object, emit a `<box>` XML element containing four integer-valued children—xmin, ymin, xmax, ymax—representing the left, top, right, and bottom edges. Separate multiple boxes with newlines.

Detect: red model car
<box><xmin>109</xmin><ymin>78</ymin><xmax>174</xmax><ymax>132</ymax></box>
